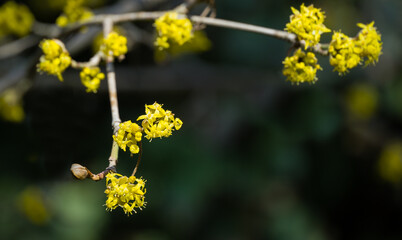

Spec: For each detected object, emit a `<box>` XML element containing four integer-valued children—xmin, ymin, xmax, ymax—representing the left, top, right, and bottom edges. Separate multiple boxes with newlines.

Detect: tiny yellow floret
<box><xmin>285</xmin><ymin>4</ymin><xmax>331</xmax><ymax>49</ymax></box>
<box><xmin>154</xmin><ymin>12</ymin><xmax>193</xmax><ymax>50</ymax></box>
<box><xmin>38</xmin><ymin>39</ymin><xmax>71</xmax><ymax>81</ymax></box>
<box><xmin>113</xmin><ymin>120</ymin><xmax>143</xmax><ymax>154</ymax></box>
<box><xmin>356</xmin><ymin>22</ymin><xmax>382</xmax><ymax>66</ymax></box>
<box><xmin>329</xmin><ymin>31</ymin><xmax>362</xmax><ymax>74</ymax></box>
<box><xmin>80</xmin><ymin>67</ymin><xmax>105</xmax><ymax>93</ymax></box>
<box><xmin>282</xmin><ymin>49</ymin><xmax>322</xmax><ymax>84</ymax></box>
<box><xmin>101</xmin><ymin>32</ymin><xmax>128</xmax><ymax>58</ymax></box>
<box><xmin>137</xmin><ymin>102</ymin><xmax>183</xmax><ymax>140</ymax></box>
<box><xmin>105</xmin><ymin>173</ymin><xmax>146</xmax><ymax>215</ymax></box>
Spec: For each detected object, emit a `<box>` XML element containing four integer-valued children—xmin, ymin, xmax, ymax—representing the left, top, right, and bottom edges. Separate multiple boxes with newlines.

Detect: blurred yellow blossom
<box><xmin>80</xmin><ymin>67</ymin><xmax>105</xmax><ymax>93</ymax></box>
<box><xmin>17</xmin><ymin>187</ymin><xmax>50</xmax><ymax>225</ymax></box>
<box><xmin>154</xmin><ymin>12</ymin><xmax>193</xmax><ymax>50</ymax></box>
<box><xmin>285</xmin><ymin>4</ymin><xmax>330</xmax><ymax>49</ymax></box>
<box><xmin>137</xmin><ymin>102</ymin><xmax>183</xmax><ymax>140</ymax></box>
<box><xmin>101</xmin><ymin>32</ymin><xmax>128</xmax><ymax>58</ymax></box>
<box><xmin>379</xmin><ymin>142</ymin><xmax>402</xmax><ymax>184</ymax></box>
<box><xmin>113</xmin><ymin>120</ymin><xmax>143</xmax><ymax>154</ymax></box>
<box><xmin>105</xmin><ymin>173</ymin><xmax>146</xmax><ymax>215</ymax></box>
<box><xmin>282</xmin><ymin>48</ymin><xmax>322</xmax><ymax>84</ymax></box>
<box><xmin>0</xmin><ymin>1</ymin><xmax>34</xmax><ymax>37</ymax></box>
<box><xmin>56</xmin><ymin>0</ymin><xmax>93</xmax><ymax>27</ymax></box>
<box><xmin>329</xmin><ymin>31</ymin><xmax>362</xmax><ymax>74</ymax></box>
<box><xmin>0</xmin><ymin>87</ymin><xmax>25</xmax><ymax>122</ymax></box>
<box><xmin>154</xmin><ymin>30</ymin><xmax>211</xmax><ymax>62</ymax></box>
<box><xmin>345</xmin><ymin>83</ymin><xmax>378</xmax><ymax>120</ymax></box>
<box><xmin>38</xmin><ymin>39</ymin><xmax>71</xmax><ymax>81</ymax></box>
<box><xmin>356</xmin><ymin>22</ymin><xmax>382</xmax><ymax>66</ymax></box>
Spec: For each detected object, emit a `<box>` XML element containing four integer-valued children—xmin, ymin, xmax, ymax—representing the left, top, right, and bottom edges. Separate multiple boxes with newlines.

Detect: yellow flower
<box><xmin>0</xmin><ymin>1</ymin><xmax>34</xmax><ymax>37</ymax></box>
<box><xmin>80</xmin><ymin>67</ymin><xmax>105</xmax><ymax>93</ymax></box>
<box><xmin>282</xmin><ymin>48</ymin><xmax>322</xmax><ymax>84</ymax></box>
<box><xmin>17</xmin><ymin>187</ymin><xmax>50</xmax><ymax>225</ymax></box>
<box><xmin>0</xmin><ymin>87</ymin><xmax>25</xmax><ymax>122</ymax></box>
<box><xmin>137</xmin><ymin>102</ymin><xmax>183</xmax><ymax>140</ymax></box>
<box><xmin>105</xmin><ymin>173</ymin><xmax>146</xmax><ymax>215</ymax></box>
<box><xmin>379</xmin><ymin>142</ymin><xmax>402</xmax><ymax>184</ymax></box>
<box><xmin>113</xmin><ymin>120</ymin><xmax>143</xmax><ymax>154</ymax></box>
<box><xmin>285</xmin><ymin>4</ymin><xmax>331</xmax><ymax>49</ymax></box>
<box><xmin>345</xmin><ymin>83</ymin><xmax>378</xmax><ymax>120</ymax></box>
<box><xmin>329</xmin><ymin>31</ymin><xmax>362</xmax><ymax>74</ymax></box>
<box><xmin>56</xmin><ymin>0</ymin><xmax>93</xmax><ymax>27</ymax></box>
<box><xmin>154</xmin><ymin>12</ymin><xmax>193</xmax><ymax>50</ymax></box>
<box><xmin>356</xmin><ymin>21</ymin><xmax>382</xmax><ymax>65</ymax></box>
<box><xmin>101</xmin><ymin>32</ymin><xmax>128</xmax><ymax>58</ymax></box>
<box><xmin>38</xmin><ymin>39</ymin><xmax>71</xmax><ymax>81</ymax></box>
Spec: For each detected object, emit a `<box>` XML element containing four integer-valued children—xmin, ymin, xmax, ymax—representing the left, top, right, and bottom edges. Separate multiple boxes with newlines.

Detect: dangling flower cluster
<box><xmin>0</xmin><ymin>1</ymin><xmax>34</xmax><ymax>37</ymax></box>
<box><xmin>282</xmin><ymin>49</ymin><xmax>322</xmax><ymax>84</ymax></box>
<box><xmin>105</xmin><ymin>173</ymin><xmax>146</xmax><ymax>215</ymax></box>
<box><xmin>285</xmin><ymin>4</ymin><xmax>331</xmax><ymax>49</ymax></box>
<box><xmin>80</xmin><ymin>67</ymin><xmax>105</xmax><ymax>93</ymax></box>
<box><xmin>329</xmin><ymin>32</ymin><xmax>363</xmax><ymax>74</ymax></box>
<box><xmin>329</xmin><ymin>22</ymin><xmax>382</xmax><ymax>74</ymax></box>
<box><xmin>113</xmin><ymin>120</ymin><xmax>143</xmax><ymax>154</ymax></box>
<box><xmin>137</xmin><ymin>102</ymin><xmax>183</xmax><ymax>140</ymax></box>
<box><xmin>101</xmin><ymin>32</ymin><xmax>128</xmax><ymax>58</ymax></box>
<box><xmin>0</xmin><ymin>87</ymin><xmax>25</xmax><ymax>123</ymax></box>
<box><xmin>56</xmin><ymin>0</ymin><xmax>93</xmax><ymax>27</ymax></box>
<box><xmin>38</xmin><ymin>39</ymin><xmax>72</xmax><ymax>81</ymax></box>
<box><xmin>356</xmin><ymin>22</ymin><xmax>382</xmax><ymax>65</ymax></box>
<box><xmin>154</xmin><ymin>12</ymin><xmax>193</xmax><ymax>50</ymax></box>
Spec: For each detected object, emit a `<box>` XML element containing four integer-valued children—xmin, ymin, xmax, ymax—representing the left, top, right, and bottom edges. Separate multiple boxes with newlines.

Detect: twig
<box><xmin>131</xmin><ymin>141</ymin><xmax>143</xmax><ymax>176</ymax></box>
<box><xmin>71</xmin><ymin>52</ymin><xmax>102</xmax><ymax>69</ymax></box>
<box><xmin>0</xmin><ymin>35</ymin><xmax>41</xmax><ymax>60</ymax></box>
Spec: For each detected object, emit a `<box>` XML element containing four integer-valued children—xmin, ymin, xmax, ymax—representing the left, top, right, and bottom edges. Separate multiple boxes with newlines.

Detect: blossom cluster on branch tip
<box><xmin>329</xmin><ymin>22</ymin><xmax>382</xmax><ymax>74</ymax></box>
<box><xmin>101</xmin><ymin>32</ymin><xmax>128</xmax><ymax>59</ymax></box>
<box><xmin>138</xmin><ymin>102</ymin><xmax>183</xmax><ymax>140</ymax></box>
<box><xmin>154</xmin><ymin>12</ymin><xmax>193</xmax><ymax>50</ymax></box>
<box><xmin>105</xmin><ymin>173</ymin><xmax>146</xmax><ymax>215</ymax></box>
<box><xmin>38</xmin><ymin>39</ymin><xmax>72</xmax><ymax>81</ymax></box>
<box><xmin>0</xmin><ymin>87</ymin><xmax>25</xmax><ymax>123</ymax></box>
<box><xmin>113</xmin><ymin>120</ymin><xmax>143</xmax><ymax>155</ymax></box>
<box><xmin>282</xmin><ymin>49</ymin><xmax>322</xmax><ymax>84</ymax></box>
<box><xmin>0</xmin><ymin>1</ymin><xmax>34</xmax><ymax>37</ymax></box>
<box><xmin>285</xmin><ymin>3</ymin><xmax>330</xmax><ymax>50</ymax></box>
<box><xmin>56</xmin><ymin>0</ymin><xmax>93</xmax><ymax>27</ymax></box>
<box><xmin>80</xmin><ymin>67</ymin><xmax>105</xmax><ymax>93</ymax></box>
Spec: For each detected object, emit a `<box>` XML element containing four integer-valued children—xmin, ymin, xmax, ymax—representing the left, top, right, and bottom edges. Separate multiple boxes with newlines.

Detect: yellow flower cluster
<box><xmin>137</xmin><ymin>102</ymin><xmax>183</xmax><ymax>140</ymax></box>
<box><xmin>101</xmin><ymin>32</ymin><xmax>128</xmax><ymax>58</ymax></box>
<box><xmin>0</xmin><ymin>1</ymin><xmax>34</xmax><ymax>37</ymax></box>
<box><xmin>0</xmin><ymin>87</ymin><xmax>25</xmax><ymax>123</ymax></box>
<box><xmin>357</xmin><ymin>22</ymin><xmax>382</xmax><ymax>65</ymax></box>
<box><xmin>56</xmin><ymin>0</ymin><xmax>93</xmax><ymax>27</ymax></box>
<box><xmin>329</xmin><ymin>22</ymin><xmax>382</xmax><ymax>74</ymax></box>
<box><xmin>113</xmin><ymin>120</ymin><xmax>143</xmax><ymax>154</ymax></box>
<box><xmin>38</xmin><ymin>39</ymin><xmax>72</xmax><ymax>81</ymax></box>
<box><xmin>282</xmin><ymin>49</ymin><xmax>322</xmax><ymax>84</ymax></box>
<box><xmin>80</xmin><ymin>67</ymin><xmax>105</xmax><ymax>93</ymax></box>
<box><xmin>105</xmin><ymin>173</ymin><xmax>146</xmax><ymax>215</ymax></box>
<box><xmin>154</xmin><ymin>12</ymin><xmax>193</xmax><ymax>50</ymax></box>
<box><xmin>329</xmin><ymin>32</ymin><xmax>362</xmax><ymax>74</ymax></box>
<box><xmin>379</xmin><ymin>142</ymin><xmax>402</xmax><ymax>184</ymax></box>
<box><xmin>285</xmin><ymin>4</ymin><xmax>330</xmax><ymax>49</ymax></box>
<box><xmin>345</xmin><ymin>83</ymin><xmax>378</xmax><ymax>121</ymax></box>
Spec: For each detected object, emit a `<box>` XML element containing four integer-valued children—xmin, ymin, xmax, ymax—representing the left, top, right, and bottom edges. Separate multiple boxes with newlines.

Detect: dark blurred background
<box><xmin>1</xmin><ymin>0</ymin><xmax>402</xmax><ymax>239</ymax></box>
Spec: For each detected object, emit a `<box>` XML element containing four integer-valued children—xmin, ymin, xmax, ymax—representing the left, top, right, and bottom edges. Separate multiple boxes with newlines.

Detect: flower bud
<box><xmin>70</xmin><ymin>163</ymin><xmax>88</xmax><ymax>180</ymax></box>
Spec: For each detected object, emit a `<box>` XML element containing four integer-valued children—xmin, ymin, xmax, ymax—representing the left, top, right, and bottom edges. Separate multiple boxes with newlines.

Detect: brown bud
<box><xmin>70</xmin><ymin>163</ymin><xmax>88</xmax><ymax>180</ymax></box>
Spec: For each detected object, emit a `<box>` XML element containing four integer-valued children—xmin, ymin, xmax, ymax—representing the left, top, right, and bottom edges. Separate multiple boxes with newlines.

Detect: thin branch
<box><xmin>70</xmin><ymin>52</ymin><xmax>102</xmax><ymax>69</ymax></box>
<box><xmin>0</xmin><ymin>35</ymin><xmax>41</xmax><ymax>60</ymax></box>
<box><xmin>131</xmin><ymin>141</ymin><xmax>143</xmax><ymax>176</ymax></box>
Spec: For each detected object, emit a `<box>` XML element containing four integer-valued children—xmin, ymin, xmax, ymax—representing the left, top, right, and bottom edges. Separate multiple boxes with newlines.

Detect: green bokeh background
<box><xmin>1</xmin><ymin>0</ymin><xmax>402</xmax><ymax>239</ymax></box>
